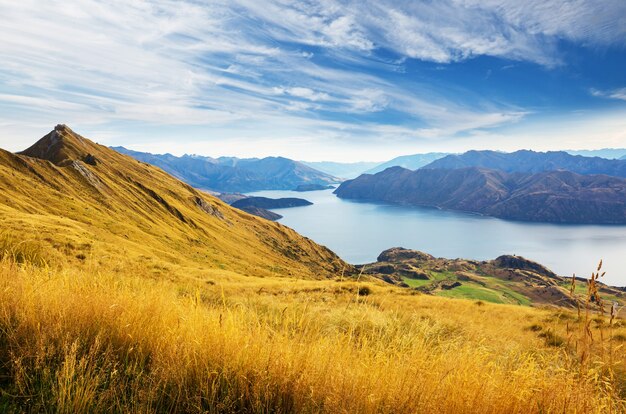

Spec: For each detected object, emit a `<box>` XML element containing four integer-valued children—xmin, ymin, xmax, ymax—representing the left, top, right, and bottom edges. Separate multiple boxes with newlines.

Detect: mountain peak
<box><xmin>19</xmin><ymin>124</ymin><xmax>100</xmax><ymax>166</ymax></box>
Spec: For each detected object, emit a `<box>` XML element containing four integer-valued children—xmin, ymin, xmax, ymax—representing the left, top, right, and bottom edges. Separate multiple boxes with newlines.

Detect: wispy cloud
<box><xmin>0</xmin><ymin>0</ymin><xmax>624</xmax><ymax>159</ymax></box>
<box><xmin>590</xmin><ymin>87</ymin><xmax>626</xmax><ymax>101</ymax></box>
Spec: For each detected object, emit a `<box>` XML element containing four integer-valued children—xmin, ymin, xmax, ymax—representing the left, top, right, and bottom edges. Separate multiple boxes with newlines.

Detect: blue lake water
<box><xmin>248</xmin><ymin>189</ymin><xmax>626</xmax><ymax>287</ymax></box>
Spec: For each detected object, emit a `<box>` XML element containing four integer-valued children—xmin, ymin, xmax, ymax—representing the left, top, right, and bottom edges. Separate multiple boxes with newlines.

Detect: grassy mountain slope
<box><xmin>1</xmin><ymin>125</ymin><xmax>346</xmax><ymax>280</ymax></box>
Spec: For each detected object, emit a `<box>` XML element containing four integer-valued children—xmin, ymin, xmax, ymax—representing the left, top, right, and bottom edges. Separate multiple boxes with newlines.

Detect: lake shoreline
<box><xmin>248</xmin><ymin>189</ymin><xmax>626</xmax><ymax>287</ymax></box>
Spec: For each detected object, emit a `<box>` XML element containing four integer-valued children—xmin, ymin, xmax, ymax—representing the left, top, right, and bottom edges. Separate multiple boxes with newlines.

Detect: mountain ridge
<box><xmin>2</xmin><ymin>125</ymin><xmax>348</xmax><ymax>279</ymax></box>
<box><xmin>423</xmin><ymin>149</ymin><xmax>626</xmax><ymax>177</ymax></box>
<box><xmin>334</xmin><ymin>166</ymin><xmax>626</xmax><ymax>224</ymax></box>
<box><xmin>113</xmin><ymin>146</ymin><xmax>340</xmax><ymax>193</ymax></box>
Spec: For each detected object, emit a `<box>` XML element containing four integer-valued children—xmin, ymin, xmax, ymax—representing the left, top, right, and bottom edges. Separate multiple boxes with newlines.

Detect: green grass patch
<box><xmin>481</xmin><ymin>278</ymin><xmax>532</xmax><ymax>306</ymax></box>
<box><xmin>429</xmin><ymin>270</ymin><xmax>457</xmax><ymax>281</ymax></box>
<box><xmin>401</xmin><ymin>277</ymin><xmax>431</xmax><ymax>288</ymax></box>
<box><xmin>436</xmin><ymin>283</ymin><xmax>505</xmax><ymax>304</ymax></box>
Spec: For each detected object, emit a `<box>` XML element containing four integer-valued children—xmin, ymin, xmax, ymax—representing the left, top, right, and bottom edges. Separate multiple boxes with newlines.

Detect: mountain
<box><xmin>112</xmin><ymin>147</ymin><xmax>339</xmax><ymax>193</ymax></box>
<box><xmin>423</xmin><ymin>150</ymin><xmax>626</xmax><ymax>177</ymax></box>
<box><xmin>213</xmin><ymin>192</ymin><xmax>249</xmax><ymax>204</ymax></box>
<box><xmin>334</xmin><ymin>166</ymin><xmax>626</xmax><ymax>224</ymax></box>
<box><xmin>231</xmin><ymin>196</ymin><xmax>312</xmax><ymax>210</ymax></box>
<box><xmin>293</xmin><ymin>184</ymin><xmax>335</xmax><ymax>191</ymax></box>
<box><xmin>230</xmin><ymin>196</ymin><xmax>311</xmax><ymax>220</ymax></box>
<box><xmin>2</xmin><ymin>125</ymin><xmax>346</xmax><ymax>278</ymax></box>
<box><xmin>365</xmin><ymin>152</ymin><xmax>449</xmax><ymax>174</ymax></box>
<box><xmin>301</xmin><ymin>161</ymin><xmax>380</xmax><ymax>179</ymax></box>
<box><xmin>566</xmin><ymin>149</ymin><xmax>626</xmax><ymax>159</ymax></box>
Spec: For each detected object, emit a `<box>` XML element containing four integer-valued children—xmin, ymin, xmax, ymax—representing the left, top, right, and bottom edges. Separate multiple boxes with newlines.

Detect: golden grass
<box><xmin>1</xmin><ymin>257</ymin><xmax>624</xmax><ymax>413</ymax></box>
<box><xmin>0</xmin><ymin>129</ymin><xmax>347</xmax><ymax>283</ymax></box>
<box><xmin>0</xmin><ymin>232</ymin><xmax>49</xmax><ymax>267</ymax></box>
<box><xmin>1</xmin><ymin>128</ymin><xmax>624</xmax><ymax>412</ymax></box>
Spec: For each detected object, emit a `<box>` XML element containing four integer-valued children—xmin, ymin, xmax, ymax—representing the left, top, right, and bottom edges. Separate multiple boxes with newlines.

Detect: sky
<box><xmin>0</xmin><ymin>0</ymin><xmax>625</xmax><ymax>162</ymax></box>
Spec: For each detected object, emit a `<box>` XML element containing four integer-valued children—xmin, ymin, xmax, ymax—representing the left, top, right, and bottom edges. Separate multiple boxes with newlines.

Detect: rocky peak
<box><xmin>18</xmin><ymin>124</ymin><xmax>97</xmax><ymax>166</ymax></box>
<box><xmin>492</xmin><ymin>255</ymin><xmax>557</xmax><ymax>278</ymax></box>
<box><xmin>377</xmin><ymin>247</ymin><xmax>435</xmax><ymax>263</ymax></box>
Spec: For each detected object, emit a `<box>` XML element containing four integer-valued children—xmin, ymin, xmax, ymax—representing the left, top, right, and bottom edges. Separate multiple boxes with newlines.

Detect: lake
<box><xmin>248</xmin><ymin>189</ymin><xmax>626</xmax><ymax>287</ymax></box>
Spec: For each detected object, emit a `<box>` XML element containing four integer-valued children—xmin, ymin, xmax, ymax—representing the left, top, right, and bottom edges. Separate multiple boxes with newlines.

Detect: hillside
<box><xmin>113</xmin><ymin>147</ymin><xmax>339</xmax><ymax>192</ymax></box>
<box><xmin>424</xmin><ymin>149</ymin><xmax>626</xmax><ymax>177</ymax></box>
<box><xmin>233</xmin><ymin>206</ymin><xmax>283</xmax><ymax>221</ymax></box>
<box><xmin>334</xmin><ymin>166</ymin><xmax>626</xmax><ymax>224</ymax></box>
<box><xmin>366</xmin><ymin>152</ymin><xmax>450</xmax><ymax>174</ymax></box>
<box><xmin>365</xmin><ymin>248</ymin><xmax>624</xmax><ymax>307</ymax></box>
<box><xmin>2</xmin><ymin>125</ymin><xmax>346</xmax><ymax>280</ymax></box>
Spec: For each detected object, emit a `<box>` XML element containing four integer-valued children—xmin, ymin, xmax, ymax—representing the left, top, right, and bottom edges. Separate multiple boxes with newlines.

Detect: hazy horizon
<box><xmin>107</xmin><ymin>143</ymin><xmax>626</xmax><ymax>164</ymax></box>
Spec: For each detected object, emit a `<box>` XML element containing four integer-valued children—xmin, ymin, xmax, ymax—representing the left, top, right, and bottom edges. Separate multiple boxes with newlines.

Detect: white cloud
<box><xmin>591</xmin><ymin>87</ymin><xmax>626</xmax><ymax>101</ymax></box>
<box><xmin>274</xmin><ymin>87</ymin><xmax>331</xmax><ymax>101</ymax></box>
<box><xmin>231</xmin><ymin>0</ymin><xmax>625</xmax><ymax>66</ymax></box>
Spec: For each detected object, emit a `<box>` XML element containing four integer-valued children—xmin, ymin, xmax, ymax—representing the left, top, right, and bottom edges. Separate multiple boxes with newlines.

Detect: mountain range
<box><xmin>108</xmin><ymin>148</ymin><xmax>626</xmax><ymax>196</ymax></box>
<box><xmin>334</xmin><ymin>166</ymin><xmax>626</xmax><ymax>224</ymax></box>
<box><xmin>304</xmin><ymin>149</ymin><xmax>626</xmax><ymax>180</ymax></box>
<box><xmin>423</xmin><ymin>150</ymin><xmax>626</xmax><ymax>177</ymax></box>
<box><xmin>113</xmin><ymin>147</ymin><xmax>339</xmax><ymax>193</ymax></box>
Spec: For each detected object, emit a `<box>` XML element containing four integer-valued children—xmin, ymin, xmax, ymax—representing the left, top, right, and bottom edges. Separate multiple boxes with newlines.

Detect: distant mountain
<box><xmin>233</xmin><ymin>206</ymin><xmax>283</xmax><ymax>221</ymax></box>
<box><xmin>301</xmin><ymin>161</ymin><xmax>380</xmax><ymax>179</ymax></box>
<box><xmin>231</xmin><ymin>197</ymin><xmax>312</xmax><ymax>209</ymax></box>
<box><xmin>112</xmin><ymin>147</ymin><xmax>339</xmax><ymax>193</ymax></box>
<box><xmin>365</xmin><ymin>153</ymin><xmax>450</xmax><ymax>174</ymax></box>
<box><xmin>293</xmin><ymin>184</ymin><xmax>335</xmax><ymax>192</ymax></box>
<box><xmin>334</xmin><ymin>166</ymin><xmax>626</xmax><ymax>224</ymax></box>
<box><xmin>213</xmin><ymin>192</ymin><xmax>248</xmax><ymax>204</ymax></box>
<box><xmin>423</xmin><ymin>150</ymin><xmax>626</xmax><ymax>178</ymax></box>
<box><xmin>566</xmin><ymin>149</ymin><xmax>626</xmax><ymax>159</ymax></box>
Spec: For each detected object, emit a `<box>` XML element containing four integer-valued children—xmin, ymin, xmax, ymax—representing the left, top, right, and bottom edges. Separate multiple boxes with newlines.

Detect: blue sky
<box><xmin>0</xmin><ymin>0</ymin><xmax>625</xmax><ymax>161</ymax></box>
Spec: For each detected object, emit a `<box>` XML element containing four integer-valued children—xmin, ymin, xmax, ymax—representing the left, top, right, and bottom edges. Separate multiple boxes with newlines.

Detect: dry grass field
<box><xmin>0</xmin><ymin>254</ymin><xmax>624</xmax><ymax>413</ymax></box>
<box><xmin>0</xmin><ymin>126</ymin><xmax>624</xmax><ymax>413</ymax></box>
